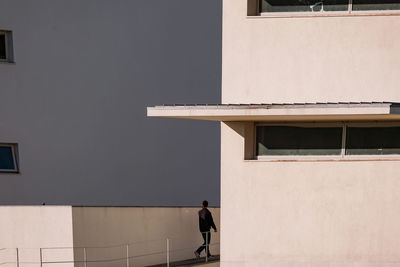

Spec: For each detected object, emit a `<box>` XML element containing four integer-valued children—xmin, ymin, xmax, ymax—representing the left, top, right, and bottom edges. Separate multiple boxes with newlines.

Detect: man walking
<box><xmin>194</xmin><ymin>200</ymin><xmax>217</xmax><ymax>259</ymax></box>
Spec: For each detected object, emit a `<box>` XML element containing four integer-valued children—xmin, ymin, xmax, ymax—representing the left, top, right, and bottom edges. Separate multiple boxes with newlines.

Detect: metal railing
<box><xmin>0</xmin><ymin>233</ymin><xmax>220</xmax><ymax>267</ymax></box>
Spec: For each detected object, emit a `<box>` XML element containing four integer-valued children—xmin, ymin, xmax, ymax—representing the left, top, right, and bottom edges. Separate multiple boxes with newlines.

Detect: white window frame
<box><xmin>255</xmin><ymin>122</ymin><xmax>400</xmax><ymax>161</ymax></box>
<box><xmin>259</xmin><ymin>0</ymin><xmax>400</xmax><ymax>17</ymax></box>
<box><xmin>0</xmin><ymin>143</ymin><xmax>19</xmax><ymax>173</ymax></box>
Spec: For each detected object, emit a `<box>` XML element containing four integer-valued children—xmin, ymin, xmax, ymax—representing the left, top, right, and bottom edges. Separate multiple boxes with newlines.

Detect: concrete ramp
<box><xmin>147</xmin><ymin>255</ymin><xmax>219</xmax><ymax>267</ymax></box>
<box><xmin>192</xmin><ymin>262</ymin><xmax>219</xmax><ymax>267</ymax></box>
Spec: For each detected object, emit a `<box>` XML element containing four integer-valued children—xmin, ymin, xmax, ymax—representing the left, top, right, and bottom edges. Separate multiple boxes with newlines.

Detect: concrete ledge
<box><xmin>147</xmin><ymin>103</ymin><xmax>400</xmax><ymax>122</ymax></box>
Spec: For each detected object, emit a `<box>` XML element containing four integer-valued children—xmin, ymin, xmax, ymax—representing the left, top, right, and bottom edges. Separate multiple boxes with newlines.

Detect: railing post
<box><xmin>16</xmin><ymin>248</ymin><xmax>19</xmax><ymax>267</ymax></box>
<box><xmin>166</xmin><ymin>238</ymin><xmax>170</xmax><ymax>267</ymax></box>
<box><xmin>205</xmin><ymin>233</ymin><xmax>208</xmax><ymax>263</ymax></box>
<box><xmin>83</xmin><ymin>247</ymin><xmax>87</xmax><ymax>267</ymax></box>
<box><xmin>39</xmin><ymin>248</ymin><xmax>42</xmax><ymax>267</ymax></box>
<box><xmin>126</xmin><ymin>244</ymin><xmax>129</xmax><ymax>267</ymax></box>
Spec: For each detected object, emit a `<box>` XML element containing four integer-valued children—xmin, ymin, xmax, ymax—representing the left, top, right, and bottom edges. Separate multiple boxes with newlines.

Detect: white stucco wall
<box><xmin>222</xmin><ymin>0</ymin><xmax>400</xmax><ymax>104</ymax></box>
<box><xmin>221</xmin><ymin>1</ymin><xmax>400</xmax><ymax>265</ymax></box>
<box><xmin>221</xmin><ymin>122</ymin><xmax>400</xmax><ymax>266</ymax></box>
<box><xmin>0</xmin><ymin>206</ymin><xmax>74</xmax><ymax>267</ymax></box>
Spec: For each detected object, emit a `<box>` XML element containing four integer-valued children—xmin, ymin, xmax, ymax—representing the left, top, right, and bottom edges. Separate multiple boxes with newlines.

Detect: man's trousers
<box><xmin>195</xmin><ymin>231</ymin><xmax>211</xmax><ymax>257</ymax></box>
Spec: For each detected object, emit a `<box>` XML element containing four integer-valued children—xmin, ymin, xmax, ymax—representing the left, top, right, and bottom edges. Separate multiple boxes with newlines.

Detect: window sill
<box><xmin>249</xmin><ymin>10</ymin><xmax>400</xmax><ymax>19</ymax></box>
<box><xmin>0</xmin><ymin>60</ymin><xmax>15</xmax><ymax>65</ymax></box>
<box><xmin>246</xmin><ymin>157</ymin><xmax>400</xmax><ymax>162</ymax></box>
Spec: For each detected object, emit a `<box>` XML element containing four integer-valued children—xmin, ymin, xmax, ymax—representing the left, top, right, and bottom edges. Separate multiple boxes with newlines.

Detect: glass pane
<box><xmin>0</xmin><ymin>34</ymin><xmax>6</xmax><ymax>60</ymax></box>
<box><xmin>260</xmin><ymin>0</ymin><xmax>349</xmax><ymax>12</ymax></box>
<box><xmin>346</xmin><ymin>126</ymin><xmax>400</xmax><ymax>155</ymax></box>
<box><xmin>256</xmin><ymin>126</ymin><xmax>342</xmax><ymax>156</ymax></box>
<box><xmin>353</xmin><ymin>0</ymin><xmax>400</xmax><ymax>11</ymax></box>
<box><xmin>0</xmin><ymin>146</ymin><xmax>15</xmax><ymax>170</ymax></box>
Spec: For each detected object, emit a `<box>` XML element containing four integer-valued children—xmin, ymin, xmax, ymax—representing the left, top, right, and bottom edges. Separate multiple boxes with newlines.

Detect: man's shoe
<box><xmin>194</xmin><ymin>251</ymin><xmax>200</xmax><ymax>259</ymax></box>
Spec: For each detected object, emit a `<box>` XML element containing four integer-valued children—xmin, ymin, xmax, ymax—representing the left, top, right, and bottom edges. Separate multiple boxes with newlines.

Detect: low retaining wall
<box><xmin>0</xmin><ymin>206</ymin><xmax>220</xmax><ymax>267</ymax></box>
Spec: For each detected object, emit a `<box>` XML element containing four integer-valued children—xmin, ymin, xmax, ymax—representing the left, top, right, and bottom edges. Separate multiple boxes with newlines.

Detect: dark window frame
<box><xmin>255</xmin><ymin>122</ymin><xmax>400</xmax><ymax>159</ymax></box>
<box><xmin>257</xmin><ymin>0</ymin><xmax>400</xmax><ymax>16</ymax></box>
<box><xmin>345</xmin><ymin>123</ymin><xmax>400</xmax><ymax>156</ymax></box>
<box><xmin>0</xmin><ymin>30</ymin><xmax>14</xmax><ymax>63</ymax></box>
<box><xmin>0</xmin><ymin>143</ymin><xmax>19</xmax><ymax>173</ymax></box>
<box><xmin>256</xmin><ymin>124</ymin><xmax>344</xmax><ymax>156</ymax></box>
<box><xmin>255</xmin><ymin>123</ymin><xmax>345</xmax><ymax>159</ymax></box>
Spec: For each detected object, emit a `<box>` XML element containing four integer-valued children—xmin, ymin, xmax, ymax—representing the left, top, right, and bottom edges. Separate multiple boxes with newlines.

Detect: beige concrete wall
<box><xmin>222</xmin><ymin>0</ymin><xmax>400</xmax><ymax>104</ymax></box>
<box><xmin>72</xmin><ymin>207</ymin><xmax>220</xmax><ymax>267</ymax></box>
<box><xmin>0</xmin><ymin>207</ymin><xmax>220</xmax><ymax>267</ymax></box>
<box><xmin>221</xmin><ymin>122</ymin><xmax>400</xmax><ymax>266</ymax></box>
<box><xmin>0</xmin><ymin>206</ymin><xmax>74</xmax><ymax>267</ymax></box>
<box><xmin>221</xmin><ymin>1</ymin><xmax>400</xmax><ymax>265</ymax></box>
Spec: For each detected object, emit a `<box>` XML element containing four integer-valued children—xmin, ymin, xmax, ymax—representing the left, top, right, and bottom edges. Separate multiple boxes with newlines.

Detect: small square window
<box><xmin>0</xmin><ymin>30</ymin><xmax>14</xmax><ymax>63</ymax></box>
<box><xmin>0</xmin><ymin>144</ymin><xmax>19</xmax><ymax>173</ymax></box>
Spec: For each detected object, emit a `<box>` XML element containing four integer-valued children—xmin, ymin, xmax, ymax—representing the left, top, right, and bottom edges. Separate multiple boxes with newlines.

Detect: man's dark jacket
<box><xmin>198</xmin><ymin>208</ymin><xmax>216</xmax><ymax>232</ymax></box>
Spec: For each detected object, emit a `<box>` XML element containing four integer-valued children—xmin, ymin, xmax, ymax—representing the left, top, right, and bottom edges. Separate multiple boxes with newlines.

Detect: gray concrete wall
<box><xmin>0</xmin><ymin>0</ymin><xmax>221</xmax><ymax>206</ymax></box>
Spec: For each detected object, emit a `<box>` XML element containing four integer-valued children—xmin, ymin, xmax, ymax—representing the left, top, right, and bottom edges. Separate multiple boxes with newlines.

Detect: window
<box><xmin>352</xmin><ymin>0</ymin><xmax>400</xmax><ymax>11</ymax></box>
<box><xmin>259</xmin><ymin>0</ymin><xmax>400</xmax><ymax>14</ymax></box>
<box><xmin>0</xmin><ymin>34</ymin><xmax>6</xmax><ymax>60</ymax></box>
<box><xmin>260</xmin><ymin>0</ymin><xmax>348</xmax><ymax>13</ymax></box>
<box><xmin>0</xmin><ymin>144</ymin><xmax>19</xmax><ymax>172</ymax></box>
<box><xmin>256</xmin><ymin>123</ymin><xmax>400</xmax><ymax>158</ymax></box>
<box><xmin>257</xmin><ymin>126</ymin><xmax>342</xmax><ymax>156</ymax></box>
<box><xmin>346</xmin><ymin>126</ymin><xmax>400</xmax><ymax>155</ymax></box>
<box><xmin>0</xmin><ymin>30</ymin><xmax>14</xmax><ymax>63</ymax></box>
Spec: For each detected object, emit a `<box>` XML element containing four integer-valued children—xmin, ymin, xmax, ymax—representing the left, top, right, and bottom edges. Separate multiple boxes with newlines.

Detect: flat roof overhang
<box><xmin>147</xmin><ymin>102</ymin><xmax>400</xmax><ymax>122</ymax></box>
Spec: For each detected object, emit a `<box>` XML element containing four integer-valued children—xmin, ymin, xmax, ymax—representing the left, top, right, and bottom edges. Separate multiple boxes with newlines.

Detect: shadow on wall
<box><xmin>71</xmin><ymin>207</ymin><xmax>221</xmax><ymax>267</ymax></box>
<box><xmin>225</xmin><ymin>122</ymin><xmax>255</xmax><ymax>160</ymax></box>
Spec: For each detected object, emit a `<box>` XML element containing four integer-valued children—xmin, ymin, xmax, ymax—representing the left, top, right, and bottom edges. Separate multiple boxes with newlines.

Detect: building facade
<box><xmin>149</xmin><ymin>0</ymin><xmax>400</xmax><ymax>265</ymax></box>
<box><xmin>0</xmin><ymin>1</ymin><xmax>221</xmax><ymax>266</ymax></box>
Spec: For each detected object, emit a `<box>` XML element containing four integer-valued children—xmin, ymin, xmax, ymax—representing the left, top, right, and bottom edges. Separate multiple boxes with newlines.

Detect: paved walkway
<box><xmin>147</xmin><ymin>255</ymin><xmax>220</xmax><ymax>267</ymax></box>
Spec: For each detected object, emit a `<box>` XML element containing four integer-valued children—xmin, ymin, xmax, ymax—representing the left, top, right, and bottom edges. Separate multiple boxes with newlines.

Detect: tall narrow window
<box><xmin>0</xmin><ymin>33</ymin><xmax>6</xmax><ymax>60</ymax></box>
<box><xmin>256</xmin><ymin>126</ymin><xmax>343</xmax><ymax>156</ymax></box>
<box><xmin>0</xmin><ymin>144</ymin><xmax>19</xmax><ymax>172</ymax></box>
<box><xmin>0</xmin><ymin>30</ymin><xmax>14</xmax><ymax>63</ymax></box>
<box><xmin>346</xmin><ymin>126</ymin><xmax>400</xmax><ymax>155</ymax></box>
